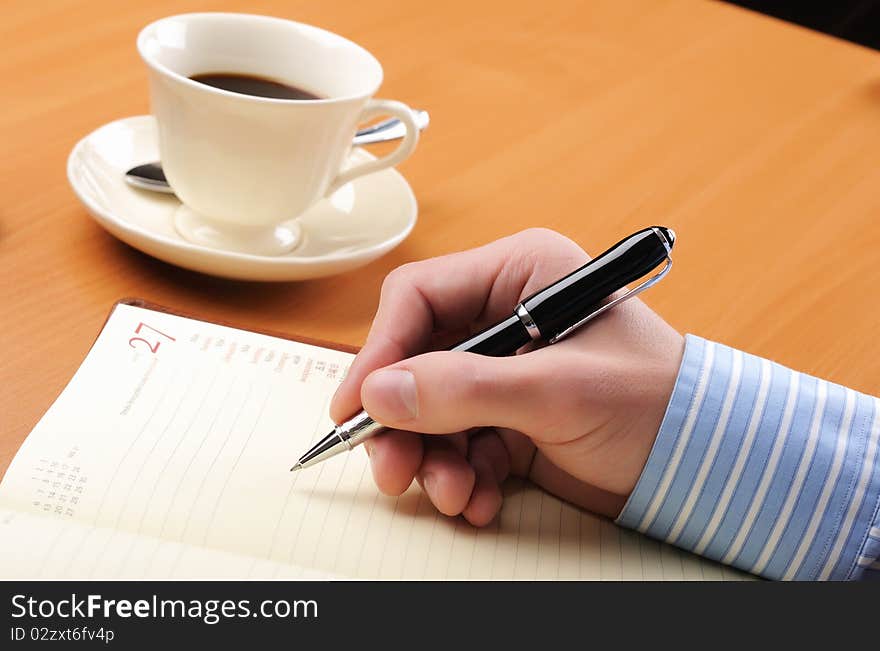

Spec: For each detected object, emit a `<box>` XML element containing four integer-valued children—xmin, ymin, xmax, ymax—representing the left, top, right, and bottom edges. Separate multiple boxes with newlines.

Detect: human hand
<box><xmin>330</xmin><ymin>228</ymin><xmax>684</xmax><ymax>526</ymax></box>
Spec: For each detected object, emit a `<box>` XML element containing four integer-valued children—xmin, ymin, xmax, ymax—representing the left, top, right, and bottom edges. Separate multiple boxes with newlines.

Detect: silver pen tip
<box><xmin>289</xmin><ymin>462</ymin><xmax>303</xmax><ymax>473</ymax></box>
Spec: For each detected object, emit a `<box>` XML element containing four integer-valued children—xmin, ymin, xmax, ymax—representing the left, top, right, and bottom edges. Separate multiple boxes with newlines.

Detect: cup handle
<box><xmin>325</xmin><ymin>99</ymin><xmax>420</xmax><ymax>196</ymax></box>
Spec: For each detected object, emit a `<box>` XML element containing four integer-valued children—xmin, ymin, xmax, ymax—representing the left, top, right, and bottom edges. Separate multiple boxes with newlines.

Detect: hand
<box><xmin>330</xmin><ymin>228</ymin><xmax>684</xmax><ymax>526</ymax></box>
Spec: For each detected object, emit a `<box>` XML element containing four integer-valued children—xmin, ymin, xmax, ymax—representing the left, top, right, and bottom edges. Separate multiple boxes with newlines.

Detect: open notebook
<box><xmin>0</xmin><ymin>301</ymin><xmax>748</xmax><ymax>580</ymax></box>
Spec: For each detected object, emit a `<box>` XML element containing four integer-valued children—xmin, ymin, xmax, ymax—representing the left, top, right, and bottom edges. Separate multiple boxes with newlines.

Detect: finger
<box><xmin>461</xmin><ymin>461</ymin><xmax>503</xmax><ymax>527</ymax></box>
<box><xmin>330</xmin><ymin>339</ymin><xmax>411</xmax><ymax>425</ymax></box>
<box><xmin>365</xmin><ymin>429</ymin><xmax>423</xmax><ymax>496</ymax></box>
<box><xmin>467</xmin><ymin>429</ymin><xmax>511</xmax><ymax>483</ymax></box>
<box><xmin>446</xmin><ymin>430</ymin><xmax>470</xmax><ymax>457</ymax></box>
<box><xmin>416</xmin><ymin>439</ymin><xmax>475</xmax><ymax>516</ymax></box>
<box><xmin>493</xmin><ymin>427</ymin><xmax>538</xmax><ymax>477</ymax></box>
<box><xmin>461</xmin><ymin>430</ymin><xmax>510</xmax><ymax>526</ymax></box>
<box><xmin>330</xmin><ymin>228</ymin><xmax>588</xmax><ymax>423</ymax></box>
<box><xmin>359</xmin><ymin>349</ymin><xmax>583</xmax><ymax>438</ymax></box>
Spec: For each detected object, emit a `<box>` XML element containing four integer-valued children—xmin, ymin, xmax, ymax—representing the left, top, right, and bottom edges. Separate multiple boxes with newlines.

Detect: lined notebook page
<box><xmin>0</xmin><ymin>304</ymin><xmax>748</xmax><ymax>580</ymax></box>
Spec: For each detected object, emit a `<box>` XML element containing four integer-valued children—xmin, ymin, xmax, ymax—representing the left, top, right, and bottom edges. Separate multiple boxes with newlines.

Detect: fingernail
<box><xmin>366</xmin><ymin>369</ymin><xmax>419</xmax><ymax>421</ymax></box>
<box><xmin>422</xmin><ymin>472</ymin><xmax>437</xmax><ymax>500</ymax></box>
<box><xmin>364</xmin><ymin>441</ymin><xmax>373</xmax><ymax>458</ymax></box>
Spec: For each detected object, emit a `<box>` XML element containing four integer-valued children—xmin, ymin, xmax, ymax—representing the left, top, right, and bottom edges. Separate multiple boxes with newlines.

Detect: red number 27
<box><xmin>129</xmin><ymin>322</ymin><xmax>176</xmax><ymax>353</ymax></box>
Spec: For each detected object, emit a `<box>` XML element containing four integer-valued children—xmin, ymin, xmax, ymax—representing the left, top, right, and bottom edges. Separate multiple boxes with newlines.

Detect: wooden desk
<box><xmin>3</xmin><ymin>0</ymin><xmax>879</xmax><ymax>476</ymax></box>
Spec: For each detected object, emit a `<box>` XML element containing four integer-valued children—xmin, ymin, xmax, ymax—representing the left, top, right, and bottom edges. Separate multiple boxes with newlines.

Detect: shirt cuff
<box><xmin>615</xmin><ymin>334</ymin><xmax>880</xmax><ymax>580</ymax></box>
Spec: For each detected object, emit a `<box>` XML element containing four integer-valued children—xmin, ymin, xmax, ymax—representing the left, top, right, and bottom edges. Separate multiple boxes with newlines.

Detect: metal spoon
<box><xmin>125</xmin><ymin>109</ymin><xmax>430</xmax><ymax>194</ymax></box>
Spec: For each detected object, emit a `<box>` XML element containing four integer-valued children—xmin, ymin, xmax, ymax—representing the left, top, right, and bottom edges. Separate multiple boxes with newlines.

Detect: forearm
<box><xmin>616</xmin><ymin>335</ymin><xmax>880</xmax><ymax>581</ymax></box>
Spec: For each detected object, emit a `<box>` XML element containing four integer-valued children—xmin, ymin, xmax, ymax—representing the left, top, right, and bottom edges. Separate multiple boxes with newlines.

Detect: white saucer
<box><xmin>67</xmin><ymin>116</ymin><xmax>417</xmax><ymax>281</ymax></box>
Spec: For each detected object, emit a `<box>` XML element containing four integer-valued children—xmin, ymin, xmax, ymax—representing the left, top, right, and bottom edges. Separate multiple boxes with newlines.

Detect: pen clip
<box><xmin>548</xmin><ymin>255</ymin><xmax>673</xmax><ymax>344</ymax></box>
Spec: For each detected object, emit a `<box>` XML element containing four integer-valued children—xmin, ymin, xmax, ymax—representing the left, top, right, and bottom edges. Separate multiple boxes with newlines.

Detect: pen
<box><xmin>290</xmin><ymin>226</ymin><xmax>675</xmax><ymax>472</ymax></box>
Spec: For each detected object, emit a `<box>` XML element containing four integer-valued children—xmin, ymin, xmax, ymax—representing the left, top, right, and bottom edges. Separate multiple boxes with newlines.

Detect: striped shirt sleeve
<box><xmin>615</xmin><ymin>334</ymin><xmax>880</xmax><ymax>580</ymax></box>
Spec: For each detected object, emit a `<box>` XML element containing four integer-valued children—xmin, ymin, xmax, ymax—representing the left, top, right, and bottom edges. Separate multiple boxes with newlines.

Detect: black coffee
<box><xmin>189</xmin><ymin>72</ymin><xmax>322</xmax><ymax>100</ymax></box>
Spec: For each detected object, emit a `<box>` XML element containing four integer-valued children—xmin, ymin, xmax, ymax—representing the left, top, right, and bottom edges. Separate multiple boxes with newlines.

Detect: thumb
<box><xmin>360</xmin><ymin>351</ymin><xmax>563</xmax><ymax>435</ymax></box>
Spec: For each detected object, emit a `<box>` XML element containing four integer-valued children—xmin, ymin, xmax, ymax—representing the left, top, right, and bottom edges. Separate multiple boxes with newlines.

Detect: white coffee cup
<box><xmin>137</xmin><ymin>13</ymin><xmax>419</xmax><ymax>256</ymax></box>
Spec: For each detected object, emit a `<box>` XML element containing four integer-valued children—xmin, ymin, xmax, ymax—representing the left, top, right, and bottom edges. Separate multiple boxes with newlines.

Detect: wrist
<box><xmin>617</xmin><ymin>330</ymin><xmax>686</xmax><ymax>500</ymax></box>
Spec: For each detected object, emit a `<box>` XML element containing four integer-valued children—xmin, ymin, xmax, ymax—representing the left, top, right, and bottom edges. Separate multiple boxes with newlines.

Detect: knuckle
<box><xmin>514</xmin><ymin>228</ymin><xmax>588</xmax><ymax>265</ymax></box>
<box><xmin>382</xmin><ymin>260</ymin><xmax>429</xmax><ymax>291</ymax></box>
<box><xmin>520</xmin><ymin>226</ymin><xmax>561</xmax><ymax>241</ymax></box>
<box><xmin>516</xmin><ymin>227</ymin><xmax>570</xmax><ymax>249</ymax></box>
<box><xmin>381</xmin><ymin>264</ymin><xmax>413</xmax><ymax>294</ymax></box>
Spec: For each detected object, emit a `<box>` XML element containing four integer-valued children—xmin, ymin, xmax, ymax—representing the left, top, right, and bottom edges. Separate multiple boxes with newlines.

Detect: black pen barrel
<box><xmin>445</xmin><ymin>226</ymin><xmax>672</xmax><ymax>357</ymax></box>
<box><xmin>521</xmin><ymin>227</ymin><xmax>672</xmax><ymax>339</ymax></box>
<box><xmin>448</xmin><ymin>314</ymin><xmax>531</xmax><ymax>356</ymax></box>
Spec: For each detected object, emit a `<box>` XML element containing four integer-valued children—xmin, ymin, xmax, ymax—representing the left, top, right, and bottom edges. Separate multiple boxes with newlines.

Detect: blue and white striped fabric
<box><xmin>616</xmin><ymin>335</ymin><xmax>880</xmax><ymax>581</ymax></box>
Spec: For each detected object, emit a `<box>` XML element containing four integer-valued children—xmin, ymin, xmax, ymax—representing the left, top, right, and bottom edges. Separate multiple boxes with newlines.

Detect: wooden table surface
<box><xmin>3</xmin><ymin>0</ymin><xmax>880</xmax><ymax>477</ymax></box>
